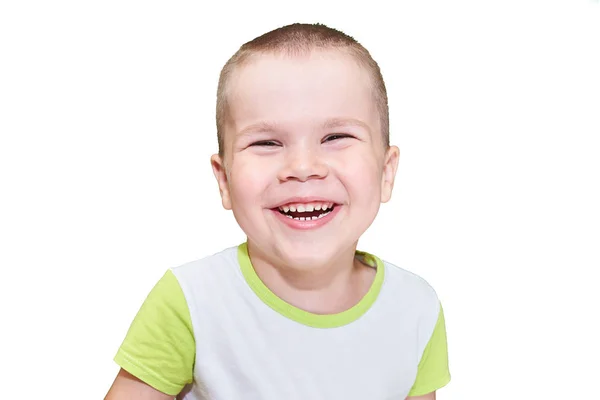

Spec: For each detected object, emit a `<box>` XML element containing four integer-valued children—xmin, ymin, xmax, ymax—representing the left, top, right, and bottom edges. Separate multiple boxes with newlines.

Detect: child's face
<box><xmin>212</xmin><ymin>50</ymin><xmax>399</xmax><ymax>269</ymax></box>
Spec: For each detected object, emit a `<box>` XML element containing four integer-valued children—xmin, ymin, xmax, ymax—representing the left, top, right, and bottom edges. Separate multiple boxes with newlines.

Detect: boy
<box><xmin>105</xmin><ymin>23</ymin><xmax>450</xmax><ymax>400</ymax></box>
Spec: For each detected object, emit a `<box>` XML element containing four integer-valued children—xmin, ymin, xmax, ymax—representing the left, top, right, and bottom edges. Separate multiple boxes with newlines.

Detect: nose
<box><xmin>277</xmin><ymin>146</ymin><xmax>329</xmax><ymax>182</ymax></box>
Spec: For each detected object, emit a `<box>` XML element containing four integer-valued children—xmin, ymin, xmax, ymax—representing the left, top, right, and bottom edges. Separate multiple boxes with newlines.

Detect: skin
<box><xmin>105</xmin><ymin>49</ymin><xmax>435</xmax><ymax>399</ymax></box>
<box><xmin>104</xmin><ymin>369</ymin><xmax>173</xmax><ymax>400</ymax></box>
<box><xmin>212</xmin><ymin>49</ymin><xmax>400</xmax><ymax>314</ymax></box>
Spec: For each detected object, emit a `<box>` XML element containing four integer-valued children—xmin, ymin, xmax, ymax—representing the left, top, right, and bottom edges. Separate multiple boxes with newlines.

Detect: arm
<box><xmin>406</xmin><ymin>391</ymin><xmax>436</xmax><ymax>400</ymax></box>
<box><xmin>407</xmin><ymin>301</ymin><xmax>450</xmax><ymax>398</ymax></box>
<box><xmin>105</xmin><ymin>369</ymin><xmax>175</xmax><ymax>400</ymax></box>
<box><xmin>108</xmin><ymin>270</ymin><xmax>195</xmax><ymax>399</ymax></box>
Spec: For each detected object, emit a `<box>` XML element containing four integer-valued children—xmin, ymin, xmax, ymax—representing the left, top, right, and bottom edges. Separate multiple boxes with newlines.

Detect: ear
<box><xmin>210</xmin><ymin>153</ymin><xmax>232</xmax><ymax>210</ymax></box>
<box><xmin>380</xmin><ymin>145</ymin><xmax>400</xmax><ymax>203</ymax></box>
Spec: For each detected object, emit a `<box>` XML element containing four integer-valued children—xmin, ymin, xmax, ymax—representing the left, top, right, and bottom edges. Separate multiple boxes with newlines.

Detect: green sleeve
<box><xmin>114</xmin><ymin>270</ymin><xmax>195</xmax><ymax>396</ymax></box>
<box><xmin>407</xmin><ymin>302</ymin><xmax>451</xmax><ymax>397</ymax></box>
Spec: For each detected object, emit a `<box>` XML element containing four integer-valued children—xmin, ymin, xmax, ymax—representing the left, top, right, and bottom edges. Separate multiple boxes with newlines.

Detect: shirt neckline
<box><xmin>237</xmin><ymin>242</ymin><xmax>385</xmax><ymax>328</ymax></box>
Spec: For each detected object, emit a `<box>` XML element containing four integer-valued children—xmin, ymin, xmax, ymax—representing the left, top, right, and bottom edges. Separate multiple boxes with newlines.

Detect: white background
<box><xmin>1</xmin><ymin>0</ymin><xmax>599</xmax><ymax>399</ymax></box>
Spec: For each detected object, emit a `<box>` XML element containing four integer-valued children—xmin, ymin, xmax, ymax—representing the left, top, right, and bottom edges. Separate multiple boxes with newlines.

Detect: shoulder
<box><xmin>380</xmin><ymin>257</ymin><xmax>442</xmax><ymax>309</ymax></box>
<box><xmin>371</xmin><ymin>255</ymin><xmax>444</xmax><ymax>344</ymax></box>
<box><xmin>170</xmin><ymin>244</ymin><xmax>240</xmax><ymax>285</ymax></box>
<box><xmin>374</xmin><ymin>256</ymin><xmax>451</xmax><ymax>392</ymax></box>
<box><xmin>165</xmin><ymin>244</ymin><xmax>243</xmax><ymax>310</ymax></box>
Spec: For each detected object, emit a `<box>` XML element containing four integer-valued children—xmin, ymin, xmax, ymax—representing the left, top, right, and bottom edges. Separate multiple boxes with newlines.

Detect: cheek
<box><xmin>228</xmin><ymin>156</ymin><xmax>277</xmax><ymax>205</ymax></box>
<box><xmin>335</xmin><ymin>152</ymin><xmax>382</xmax><ymax>197</ymax></box>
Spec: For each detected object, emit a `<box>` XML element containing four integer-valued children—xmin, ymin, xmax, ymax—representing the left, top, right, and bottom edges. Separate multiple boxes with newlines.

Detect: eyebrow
<box><xmin>237</xmin><ymin>118</ymin><xmax>370</xmax><ymax>136</ymax></box>
<box><xmin>321</xmin><ymin>117</ymin><xmax>371</xmax><ymax>132</ymax></box>
<box><xmin>237</xmin><ymin>121</ymin><xmax>282</xmax><ymax>136</ymax></box>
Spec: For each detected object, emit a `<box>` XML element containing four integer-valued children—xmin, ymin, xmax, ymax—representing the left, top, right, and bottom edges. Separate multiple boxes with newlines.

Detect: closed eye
<box><xmin>322</xmin><ymin>133</ymin><xmax>354</xmax><ymax>143</ymax></box>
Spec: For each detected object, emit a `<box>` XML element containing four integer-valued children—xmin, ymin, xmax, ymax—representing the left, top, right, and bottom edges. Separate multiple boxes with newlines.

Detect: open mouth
<box><xmin>275</xmin><ymin>202</ymin><xmax>337</xmax><ymax>221</ymax></box>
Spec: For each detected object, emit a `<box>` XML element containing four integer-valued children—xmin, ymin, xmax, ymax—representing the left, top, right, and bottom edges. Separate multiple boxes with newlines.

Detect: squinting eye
<box><xmin>250</xmin><ymin>140</ymin><xmax>280</xmax><ymax>147</ymax></box>
<box><xmin>323</xmin><ymin>134</ymin><xmax>353</xmax><ymax>143</ymax></box>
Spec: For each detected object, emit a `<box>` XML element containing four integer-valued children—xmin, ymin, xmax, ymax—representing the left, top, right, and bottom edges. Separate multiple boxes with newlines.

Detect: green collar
<box><xmin>237</xmin><ymin>242</ymin><xmax>385</xmax><ymax>328</ymax></box>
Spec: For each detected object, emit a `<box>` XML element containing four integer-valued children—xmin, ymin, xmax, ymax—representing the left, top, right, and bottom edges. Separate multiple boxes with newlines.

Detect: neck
<box><xmin>246</xmin><ymin>240</ymin><xmax>376</xmax><ymax>315</ymax></box>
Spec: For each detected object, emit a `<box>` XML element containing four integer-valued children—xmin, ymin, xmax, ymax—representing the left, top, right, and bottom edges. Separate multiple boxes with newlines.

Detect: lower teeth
<box><xmin>284</xmin><ymin>211</ymin><xmax>331</xmax><ymax>221</ymax></box>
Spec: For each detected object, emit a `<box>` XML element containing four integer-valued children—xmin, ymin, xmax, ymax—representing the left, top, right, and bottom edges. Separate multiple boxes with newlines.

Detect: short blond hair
<box><xmin>216</xmin><ymin>23</ymin><xmax>389</xmax><ymax>157</ymax></box>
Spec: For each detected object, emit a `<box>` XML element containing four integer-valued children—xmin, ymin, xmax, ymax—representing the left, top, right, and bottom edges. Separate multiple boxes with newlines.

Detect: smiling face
<box><xmin>211</xmin><ymin>49</ymin><xmax>399</xmax><ymax>271</ymax></box>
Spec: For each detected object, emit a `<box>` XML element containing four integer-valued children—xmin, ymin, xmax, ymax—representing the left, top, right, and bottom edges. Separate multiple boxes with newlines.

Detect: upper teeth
<box><xmin>279</xmin><ymin>202</ymin><xmax>334</xmax><ymax>213</ymax></box>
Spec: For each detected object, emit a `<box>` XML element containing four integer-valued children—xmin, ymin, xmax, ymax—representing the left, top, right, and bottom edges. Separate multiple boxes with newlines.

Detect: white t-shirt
<box><xmin>114</xmin><ymin>243</ymin><xmax>450</xmax><ymax>399</ymax></box>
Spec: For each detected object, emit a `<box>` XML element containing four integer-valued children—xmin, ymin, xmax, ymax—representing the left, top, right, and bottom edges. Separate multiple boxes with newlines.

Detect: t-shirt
<box><xmin>114</xmin><ymin>243</ymin><xmax>450</xmax><ymax>399</ymax></box>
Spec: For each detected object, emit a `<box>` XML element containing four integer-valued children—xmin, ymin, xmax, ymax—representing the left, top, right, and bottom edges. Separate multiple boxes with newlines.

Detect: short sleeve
<box><xmin>407</xmin><ymin>301</ymin><xmax>451</xmax><ymax>396</ymax></box>
<box><xmin>114</xmin><ymin>269</ymin><xmax>195</xmax><ymax>396</ymax></box>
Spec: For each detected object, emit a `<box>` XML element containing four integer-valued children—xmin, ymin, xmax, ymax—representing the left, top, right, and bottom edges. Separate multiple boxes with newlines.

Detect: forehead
<box><xmin>224</xmin><ymin>50</ymin><xmax>379</xmax><ymax>136</ymax></box>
